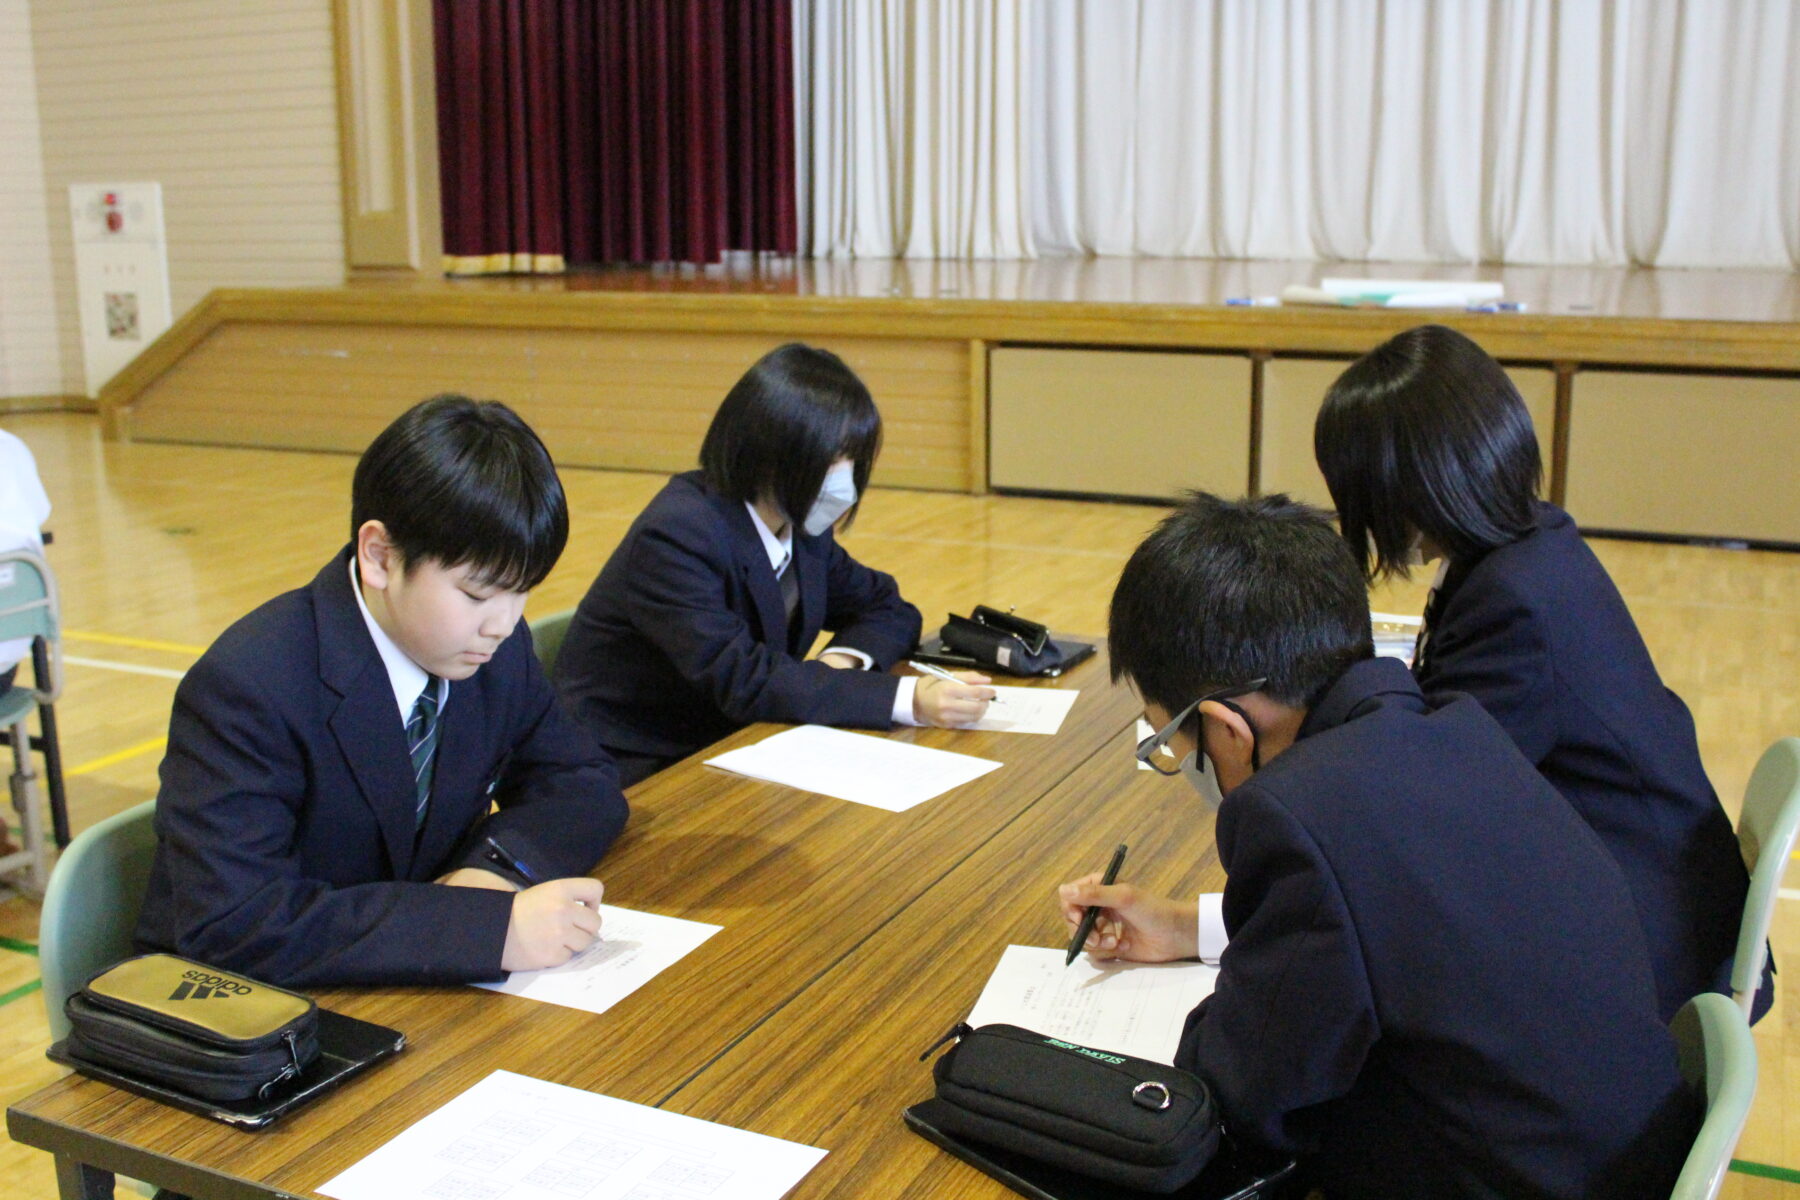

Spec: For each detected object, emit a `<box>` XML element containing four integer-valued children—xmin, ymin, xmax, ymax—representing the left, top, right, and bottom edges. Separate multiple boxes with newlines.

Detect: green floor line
<box><xmin>0</xmin><ymin>977</ymin><xmax>41</xmax><ymax>1008</ymax></box>
<box><xmin>0</xmin><ymin>934</ymin><xmax>39</xmax><ymax>955</ymax></box>
<box><xmin>1730</xmin><ymin>1159</ymin><xmax>1800</xmax><ymax>1184</ymax></box>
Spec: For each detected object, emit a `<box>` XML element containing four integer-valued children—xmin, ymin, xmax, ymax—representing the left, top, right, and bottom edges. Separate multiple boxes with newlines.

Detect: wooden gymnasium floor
<box><xmin>0</xmin><ymin>410</ymin><xmax>1797</xmax><ymax>1197</ymax></box>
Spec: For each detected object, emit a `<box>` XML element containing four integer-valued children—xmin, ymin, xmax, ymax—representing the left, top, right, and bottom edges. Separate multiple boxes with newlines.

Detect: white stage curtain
<box><xmin>802</xmin><ymin>0</ymin><xmax>1800</xmax><ymax>268</ymax></box>
<box><xmin>795</xmin><ymin>0</ymin><xmax>1032</xmax><ymax>258</ymax></box>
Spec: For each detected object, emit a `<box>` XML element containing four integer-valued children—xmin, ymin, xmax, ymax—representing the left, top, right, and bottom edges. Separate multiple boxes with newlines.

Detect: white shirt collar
<box><xmin>349</xmin><ymin>558</ymin><xmax>448</xmax><ymax>723</ymax></box>
<box><xmin>744</xmin><ymin>501</ymin><xmax>793</xmax><ymax>577</ymax></box>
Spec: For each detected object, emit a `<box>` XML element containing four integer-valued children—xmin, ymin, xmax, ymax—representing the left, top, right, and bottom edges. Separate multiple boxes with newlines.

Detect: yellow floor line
<box><xmin>62</xmin><ymin>629</ymin><xmax>206</xmax><ymax>656</ymax></box>
<box><xmin>66</xmin><ymin>736</ymin><xmax>167</xmax><ymax>777</ymax></box>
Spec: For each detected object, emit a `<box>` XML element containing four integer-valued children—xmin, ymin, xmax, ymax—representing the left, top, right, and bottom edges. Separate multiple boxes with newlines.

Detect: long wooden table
<box><xmin>7</xmin><ymin>652</ymin><xmax>1225</xmax><ymax>1200</ymax></box>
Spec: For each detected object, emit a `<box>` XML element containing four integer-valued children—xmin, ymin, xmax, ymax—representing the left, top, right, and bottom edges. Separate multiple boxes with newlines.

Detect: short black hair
<box><xmin>1315</xmin><ymin>324</ymin><xmax>1542</xmax><ymax>582</ymax></box>
<box><xmin>699</xmin><ymin>343</ymin><xmax>882</xmax><ymax>530</ymax></box>
<box><xmin>1109</xmin><ymin>493</ymin><xmax>1373</xmax><ymax>712</ymax></box>
<box><xmin>351</xmin><ymin>394</ymin><xmax>568</xmax><ymax>591</ymax></box>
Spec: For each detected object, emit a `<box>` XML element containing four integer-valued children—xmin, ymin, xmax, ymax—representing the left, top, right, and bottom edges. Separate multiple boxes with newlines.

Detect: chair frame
<box><xmin>1671</xmin><ymin>991</ymin><xmax>1758</xmax><ymax>1200</ymax></box>
<box><xmin>1730</xmin><ymin>737</ymin><xmax>1800</xmax><ymax>1019</ymax></box>
<box><xmin>0</xmin><ymin>548</ymin><xmax>62</xmax><ymax>894</ymax></box>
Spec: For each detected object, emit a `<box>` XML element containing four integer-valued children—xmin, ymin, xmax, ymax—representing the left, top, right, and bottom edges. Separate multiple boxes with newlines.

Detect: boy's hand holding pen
<box><xmin>909</xmin><ymin>659</ymin><xmax>1001</xmax><ymax>727</ymax></box>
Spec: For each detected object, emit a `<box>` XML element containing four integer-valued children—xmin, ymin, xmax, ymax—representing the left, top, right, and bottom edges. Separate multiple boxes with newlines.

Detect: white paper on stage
<box><xmin>474</xmin><ymin>905</ymin><xmax>720</xmax><ymax>1015</ymax></box>
<box><xmin>965</xmin><ymin>945</ymin><xmax>1218</xmax><ymax>1066</ymax></box>
<box><xmin>966</xmin><ymin>686</ymin><xmax>1080</xmax><ymax>735</ymax></box>
<box><xmin>319</xmin><ymin>1069</ymin><xmax>826</xmax><ymax>1200</ymax></box>
<box><xmin>704</xmin><ymin>723</ymin><xmax>1002</xmax><ymax>811</ymax></box>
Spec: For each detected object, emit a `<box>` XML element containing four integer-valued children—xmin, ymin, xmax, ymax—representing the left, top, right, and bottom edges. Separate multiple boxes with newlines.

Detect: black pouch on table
<box><xmin>62</xmin><ymin>953</ymin><xmax>318</xmax><ymax>1102</ymax></box>
<box><xmin>928</xmin><ymin>607</ymin><xmax>1095</xmax><ymax>678</ymax></box>
<box><xmin>917</xmin><ymin>1022</ymin><xmax>1222</xmax><ymax>1194</ymax></box>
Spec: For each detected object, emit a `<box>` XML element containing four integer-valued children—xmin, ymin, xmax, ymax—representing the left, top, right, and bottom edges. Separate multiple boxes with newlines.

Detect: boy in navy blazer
<box><xmin>1060</xmin><ymin>494</ymin><xmax>1694</xmax><ymax>1199</ymax></box>
<box><xmin>136</xmin><ymin>397</ymin><xmax>629</xmax><ymax>987</ymax></box>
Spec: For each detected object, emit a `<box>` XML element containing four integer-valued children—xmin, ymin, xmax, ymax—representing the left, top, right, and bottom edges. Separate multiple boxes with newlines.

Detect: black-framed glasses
<box><xmin>1134</xmin><ymin>678</ymin><xmax>1268</xmax><ymax>775</ymax></box>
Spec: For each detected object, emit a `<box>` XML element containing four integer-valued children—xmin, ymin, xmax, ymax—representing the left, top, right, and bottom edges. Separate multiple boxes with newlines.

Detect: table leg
<box><xmin>53</xmin><ymin>1156</ymin><xmax>113</xmax><ymax>1200</ymax></box>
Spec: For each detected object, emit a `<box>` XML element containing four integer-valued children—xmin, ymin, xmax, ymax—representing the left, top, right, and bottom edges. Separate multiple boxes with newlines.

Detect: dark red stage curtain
<box><xmin>434</xmin><ymin>0</ymin><xmax>796</xmax><ymax>273</ymax></box>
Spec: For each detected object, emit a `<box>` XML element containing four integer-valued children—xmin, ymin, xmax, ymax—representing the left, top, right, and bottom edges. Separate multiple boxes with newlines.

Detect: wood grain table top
<box><xmin>9</xmin><ymin>650</ymin><xmax>1170</xmax><ymax>1200</ymax></box>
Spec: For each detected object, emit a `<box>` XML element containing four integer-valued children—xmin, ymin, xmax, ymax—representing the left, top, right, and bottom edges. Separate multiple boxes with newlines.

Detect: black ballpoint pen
<box><xmin>1065</xmin><ymin>842</ymin><xmax>1129</xmax><ymax>966</ymax></box>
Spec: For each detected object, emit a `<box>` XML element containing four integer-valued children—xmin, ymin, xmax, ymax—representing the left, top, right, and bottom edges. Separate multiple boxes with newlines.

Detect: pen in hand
<box><xmin>1065</xmin><ymin>843</ymin><xmax>1129</xmax><ymax>966</ymax></box>
<box><xmin>907</xmin><ymin>659</ymin><xmax>1004</xmax><ymax>704</ymax></box>
<box><xmin>483</xmin><ymin>835</ymin><xmax>542</xmax><ymax>885</ymax></box>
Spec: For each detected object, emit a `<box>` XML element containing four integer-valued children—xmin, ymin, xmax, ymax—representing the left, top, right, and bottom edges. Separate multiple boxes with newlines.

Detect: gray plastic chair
<box><xmin>39</xmin><ymin>800</ymin><xmax>158</xmax><ymax>1041</ymax></box>
<box><xmin>1671</xmin><ymin>991</ymin><xmax>1758</xmax><ymax>1200</ymax></box>
<box><xmin>528</xmin><ymin>608</ymin><xmax>575</xmax><ymax>678</ymax></box>
<box><xmin>0</xmin><ymin>548</ymin><xmax>62</xmax><ymax>894</ymax></box>
<box><xmin>1731</xmin><ymin>737</ymin><xmax>1800</xmax><ymax>1019</ymax></box>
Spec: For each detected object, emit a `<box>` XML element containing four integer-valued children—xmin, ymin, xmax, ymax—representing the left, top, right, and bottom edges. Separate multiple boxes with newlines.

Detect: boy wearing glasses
<box><xmin>1058</xmin><ymin>493</ymin><xmax>1693</xmax><ymax>1199</ymax></box>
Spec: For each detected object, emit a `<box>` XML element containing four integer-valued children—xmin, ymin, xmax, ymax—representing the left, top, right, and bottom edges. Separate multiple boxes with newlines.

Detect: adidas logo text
<box><xmin>169</xmin><ymin>969</ymin><xmax>253</xmax><ymax>1001</ymax></box>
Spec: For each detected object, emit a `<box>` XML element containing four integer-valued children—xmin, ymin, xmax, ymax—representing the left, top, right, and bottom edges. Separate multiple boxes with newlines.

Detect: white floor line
<box><xmin>1779</xmin><ymin>888</ymin><xmax>1800</xmax><ymax>902</ymax></box>
<box><xmin>62</xmin><ymin>655</ymin><xmax>187</xmax><ymax>680</ymax></box>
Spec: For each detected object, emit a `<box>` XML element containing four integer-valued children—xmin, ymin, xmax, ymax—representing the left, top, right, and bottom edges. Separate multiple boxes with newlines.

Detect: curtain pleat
<box><xmin>802</xmin><ymin>0</ymin><xmax>1800</xmax><ymax>268</ymax></box>
<box><xmin>435</xmin><ymin>0</ymin><xmax>796</xmax><ymax>273</ymax></box>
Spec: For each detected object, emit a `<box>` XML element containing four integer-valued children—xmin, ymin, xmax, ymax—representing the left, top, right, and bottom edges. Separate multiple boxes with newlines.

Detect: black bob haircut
<box><xmin>1109</xmin><ymin>492</ymin><xmax>1374</xmax><ymax>713</ymax></box>
<box><xmin>699</xmin><ymin>343</ymin><xmax>882</xmax><ymax>531</ymax></box>
<box><xmin>351</xmin><ymin>394</ymin><xmax>569</xmax><ymax>592</ymax></box>
<box><xmin>1315</xmin><ymin>324</ymin><xmax>1542</xmax><ymax>583</ymax></box>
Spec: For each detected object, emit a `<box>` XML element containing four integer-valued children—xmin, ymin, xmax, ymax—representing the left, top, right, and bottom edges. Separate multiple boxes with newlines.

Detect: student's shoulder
<box><xmin>630</xmin><ymin>472</ymin><xmax>737</xmax><ymax>550</ymax></box>
<box><xmin>183</xmin><ymin>581</ymin><xmax>322</xmax><ymax>698</ymax></box>
<box><xmin>1461</xmin><ymin>503</ymin><xmax>1621</xmax><ymax>629</ymax></box>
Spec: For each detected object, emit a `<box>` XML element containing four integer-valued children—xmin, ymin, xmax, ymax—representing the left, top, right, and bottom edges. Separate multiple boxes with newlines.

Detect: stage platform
<box><xmin>102</xmin><ymin>258</ymin><xmax>1800</xmax><ymax>543</ymax></box>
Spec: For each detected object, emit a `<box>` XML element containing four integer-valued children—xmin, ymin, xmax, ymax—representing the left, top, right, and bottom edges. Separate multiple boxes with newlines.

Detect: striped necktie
<box><xmin>407</xmin><ymin>676</ymin><xmax>442</xmax><ymax>829</ymax></box>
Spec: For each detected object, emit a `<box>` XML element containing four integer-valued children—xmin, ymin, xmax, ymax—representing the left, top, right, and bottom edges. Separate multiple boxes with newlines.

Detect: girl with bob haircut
<box><xmin>555</xmin><ymin>343</ymin><xmax>994</xmax><ymax>786</ymax></box>
<box><xmin>1315</xmin><ymin>324</ymin><xmax>1757</xmax><ymax>1022</ymax></box>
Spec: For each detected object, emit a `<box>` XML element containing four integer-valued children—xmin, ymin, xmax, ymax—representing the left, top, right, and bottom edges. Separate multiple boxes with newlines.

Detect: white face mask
<box><xmin>1178</xmin><ymin>749</ymin><xmax>1226</xmax><ymax>812</ymax></box>
<box><xmin>802</xmin><ymin>461</ymin><xmax>858</xmax><ymax>537</ymax></box>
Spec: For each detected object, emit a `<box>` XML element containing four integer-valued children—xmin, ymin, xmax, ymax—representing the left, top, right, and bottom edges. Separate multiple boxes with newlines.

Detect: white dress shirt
<box><xmin>349</xmin><ymin>558</ymin><xmax>449</xmax><ymax>724</ymax></box>
<box><xmin>0</xmin><ymin>432</ymin><xmax>52</xmax><ymax>672</ymax></box>
<box><xmin>745</xmin><ymin>502</ymin><xmax>917</xmax><ymax>725</ymax></box>
<box><xmin>1195</xmin><ymin>892</ymin><xmax>1228</xmax><ymax>964</ymax></box>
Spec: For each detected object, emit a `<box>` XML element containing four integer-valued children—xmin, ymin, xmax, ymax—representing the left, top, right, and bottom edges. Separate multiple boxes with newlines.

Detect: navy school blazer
<box><xmin>1180</xmin><ymin>658</ymin><xmax>1695</xmax><ymax>1200</ymax></box>
<box><xmin>1415</xmin><ymin>502</ymin><xmax>1755</xmax><ymax>1021</ymax></box>
<box><xmin>135</xmin><ymin>548</ymin><xmax>629</xmax><ymax>987</ymax></box>
<box><xmin>554</xmin><ymin>471</ymin><xmax>922</xmax><ymax>778</ymax></box>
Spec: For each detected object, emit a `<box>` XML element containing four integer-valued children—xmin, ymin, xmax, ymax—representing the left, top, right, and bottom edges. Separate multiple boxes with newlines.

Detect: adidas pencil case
<box><xmin>63</xmin><ymin>953</ymin><xmax>320</xmax><ymax>1102</ymax></box>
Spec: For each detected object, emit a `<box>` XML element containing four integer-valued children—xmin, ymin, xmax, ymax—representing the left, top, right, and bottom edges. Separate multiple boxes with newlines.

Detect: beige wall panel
<box><xmin>127</xmin><ymin>323</ymin><xmax>972</xmax><ymax>491</ymax></box>
<box><xmin>32</xmin><ymin>0</ymin><xmax>346</xmax><ymax>395</ymax></box>
<box><xmin>1263</xmin><ymin>358</ymin><xmax>1556</xmax><ymax>508</ymax></box>
<box><xmin>0</xmin><ymin>0</ymin><xmax>63</xmax><ymax>397</ymax></box>
<box><xmin>1565</xmin><ymin>371</ymin><xmax>1800</xmax><ymax>543</ymax></box>
<box><xmin>989</xmin><ymin>348</ymin><xmax>1250</xmax><ymax>499</ymax></box>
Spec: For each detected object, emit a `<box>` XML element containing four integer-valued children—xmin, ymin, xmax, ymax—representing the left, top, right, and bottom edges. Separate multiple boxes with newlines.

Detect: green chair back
<box><xmin>1671</xmin><ymin>991</ymin><xmax>1758</xmax><ymax>1200</ymax></box>
<box><xmin>39</xmin><ymin>801</ymin><xmax>158</xmax><ymax>1041</ymax></box>
<box><xmin>0</xmin><ymin>548</ymin><xmax>60</xmax><ymax>706</ymax></box>
<box><xmin>1731</xmin><ymin>737</ymin><xmax>1800</xmax><ymax>1017</ymax></box>
<box><xmin>528</xmin><ymin>609</ymin><xmax>574</xmax><ymax>678</ymax></box>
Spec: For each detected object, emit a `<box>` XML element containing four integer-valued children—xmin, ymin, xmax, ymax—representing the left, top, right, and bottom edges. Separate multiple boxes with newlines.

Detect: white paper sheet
<box><xmin>474</xmin><ymin>905</ymin><xmax>721</xmax><ymax>1015</ymax></box>
<box><xmin>320</xmin><ymin>1069</ymin><xmax>825</xmax><ymax>1200</ymax></box>
<box><xmin>965</xmin><ymin>945</ymin><xmax>1218</xmax><ymax>1066</ymax></box>
<box><xmin>965</xmin><ymin>686</ymin><xmax>1080</xmax><ymax>735</ymax></box>
<box><xmin>703</xmin><ymin>724</ymin><xmax>1002</xmax><ymax>811</ymax></box>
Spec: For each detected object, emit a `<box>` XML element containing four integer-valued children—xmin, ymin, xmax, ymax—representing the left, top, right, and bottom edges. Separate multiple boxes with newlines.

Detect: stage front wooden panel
<box><xmin>126</xmin><ymin>323</ymin><xmax>974</xmax><ymax>491</ymax></box>
<box><xmin>1566</xmin><ymin>371</ymin><xmax>1800</xmax><ymax>544</ymax></box>
<box><xmin>1263</xmin><ymin>358</ymin><xmax>1558</xmax><ymax>509</ymax></box>
<box><xmin>989</xmin><ymin>347</ymin><xmax>1251</xmax><ymax>500</ymax></box>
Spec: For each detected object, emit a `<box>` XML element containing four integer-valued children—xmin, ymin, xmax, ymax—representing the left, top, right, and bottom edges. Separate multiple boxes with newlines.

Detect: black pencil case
<box><xmin>921</xmin><ymin>1022</ymin><xmax>1222</xmax><ymax>1193</ymax></box>
<box><xmin>941</xmin><ymin>607</ymin><xmax>1070</xmax><ymax>676</ymax></box>
<box><xmin>62</xmin><ymin>953</ymin><xmax>319</xmax><ymax>1102</ymax></box>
